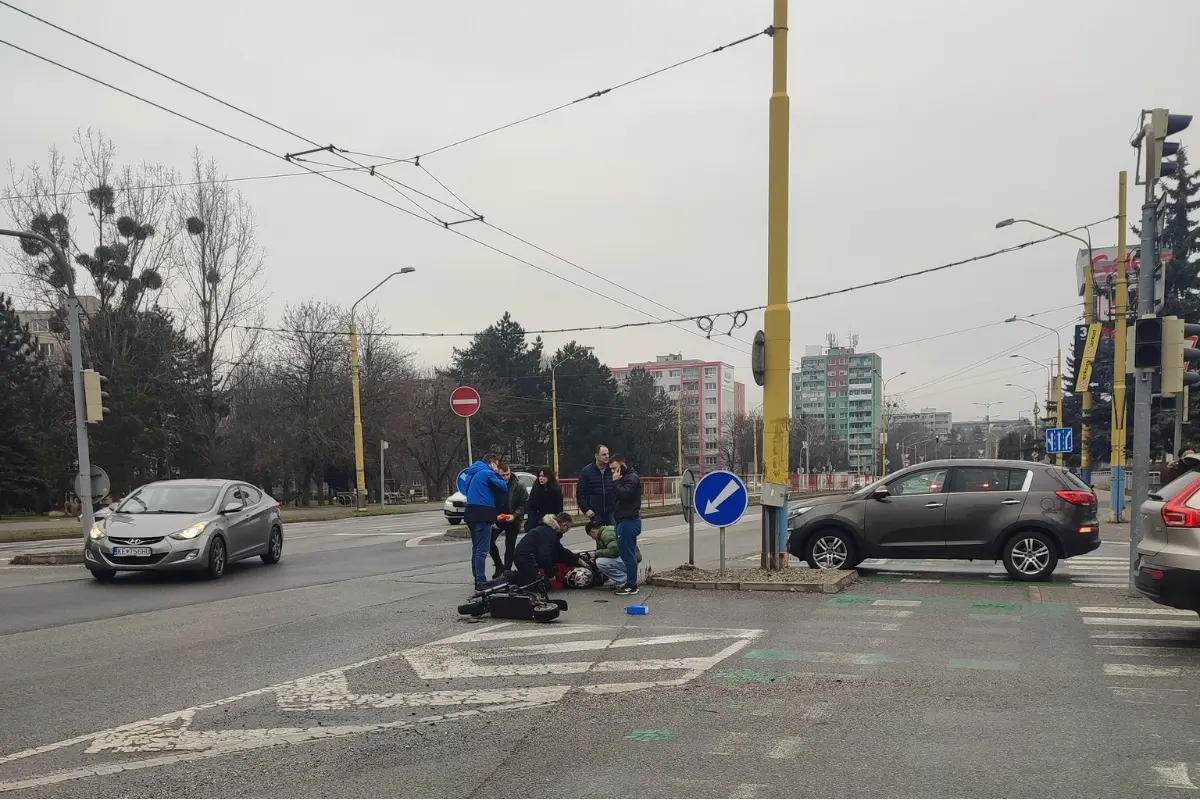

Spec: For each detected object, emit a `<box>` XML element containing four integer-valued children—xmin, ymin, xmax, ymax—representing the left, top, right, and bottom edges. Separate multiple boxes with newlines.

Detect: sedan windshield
<box><xmin>117</xmin><ymin>485</ymin><xmax>220</xmax><ymax>514</ymax></box>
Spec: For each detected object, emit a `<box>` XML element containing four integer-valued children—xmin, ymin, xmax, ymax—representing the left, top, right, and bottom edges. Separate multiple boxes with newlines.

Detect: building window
<box><xmin>669</xmin><ymin>370</ymin><xmax>679</xmax><ymax>377</ymax></box>
<box><xmin>669</xmin><ymin>384</ymin><xmax>678</xmax><ymax>392</ymax></box>
<box><xmin>704</xmin><ymin>367</ymin><xmax>716</xmax><ymax>377</ymax></box>
<box><xmin>705</xmin><ymin>427</ymin><xmax>717</xmax><ymax>436</ymax></box>
<box><xmin>704</xmin><ymin>455</ymin><xmax>718</xmax><ymax>465</ymax></box>
<box><xmin>705</xmin><ymin>397</ymin><xmax>717</xmax><ymax>405</ymax></box>
<box><xmin>31</xmin><ymin>319</ymin><xmax>51</xmax><ymax>333</ymax></box>
<box><xmin>705</xmin><ymin>412</ymin><xmax>717</xmax><ymax>421</ymax></box>
<box><xmin>704</xmin><ymin>381</ymin><xmax>716</xmax><ymax>391</ymax></box>
<box><xmin>705</xmin><ymin>441</ymin><xmax>718</xmax><ymax>450</ymax></box>
<box><xmin>683</xmin><ymin>367</ymin><xmax>698</xmax><ymax>379</ymax></box>
<box><xmin>38</xmin><ymin>342</ymin><xmax>55</xmax><ymax>358</ymax></box>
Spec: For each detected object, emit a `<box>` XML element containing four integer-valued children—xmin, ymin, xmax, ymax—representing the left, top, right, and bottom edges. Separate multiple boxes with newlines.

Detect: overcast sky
<box><xmin>2</xmin><ymin>0</ymin><xmax>1198</xmax><ymax>422</ymax></box>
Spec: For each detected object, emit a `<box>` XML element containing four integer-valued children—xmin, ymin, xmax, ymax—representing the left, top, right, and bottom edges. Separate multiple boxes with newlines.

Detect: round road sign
<box><xmin>450</xmin><ymin>385</ymin><xmax>481</xmax><ymax>418</ymax></box>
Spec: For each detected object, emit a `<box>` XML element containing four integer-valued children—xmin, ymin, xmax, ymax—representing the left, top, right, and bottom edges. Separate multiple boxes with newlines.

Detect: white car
<box><xmin>444</xmin><ymin>471</ymin><xmax>536</xmax><ymax>525</ymax></box>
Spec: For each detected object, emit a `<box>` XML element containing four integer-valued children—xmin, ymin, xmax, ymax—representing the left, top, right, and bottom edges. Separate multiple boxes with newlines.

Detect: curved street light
<box><xmin>1006</xmin><ymin>383</ymin><xmax>1042</xmax><ymax>461</ymax></box>
<box><xmin>349</xmin><ymin>267</ymin><xmax>417</xmax><ymax>510</ymax></box>
<box><xmin>1004</xmin><ymin>315</ymin><xmax>1065</xmax><ymax>466</ymax></box>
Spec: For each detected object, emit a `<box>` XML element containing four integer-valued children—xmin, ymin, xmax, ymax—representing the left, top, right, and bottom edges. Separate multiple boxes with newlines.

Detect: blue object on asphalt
<box><xmin>625</xmin><ymin>604</ymin><xmax>648</xmax><ymax>615</ymax></box>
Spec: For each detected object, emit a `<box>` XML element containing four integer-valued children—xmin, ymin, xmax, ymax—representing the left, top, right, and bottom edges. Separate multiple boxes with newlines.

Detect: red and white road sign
<box><xmin>450</xmin><ymin>385</ymin><xmax>481</xmax><ymax>418</ymax></box>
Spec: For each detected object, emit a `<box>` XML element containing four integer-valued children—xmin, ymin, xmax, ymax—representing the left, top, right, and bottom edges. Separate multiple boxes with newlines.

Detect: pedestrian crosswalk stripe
<box><xmin>1095</xmin><ymin>645</ymin><xmax>1196</xmax><ymax>656</ymax></box>
<box><xmin>900</xmin><ymin>578</ymin><xmax>940</xmax><ymax>583</ymax></box>
<box><xmin>766</xmin><ymin>737</ymin><xmax>806</xmax><ymax>759</ymax></box>
<box><xmin>1103</xmin><ymin>663</ymin><xmax>1183</xmax><ymax>678</ymax></box>
<box><xmin>1080</xmin><ymin>606</ymin><xmax>1195</xmax><ymax>616</ymax></box>
<box><xmin>1083</xmin><ymin>616</ymin><xmax>1200</xmax><ymax>628</ymax></box>
<box><xmin>1092</xmin><ymin>631</ymin><xmax>1200</xmax><ymax>641</ymax></box>
<box><xmin>1151</xmin><ymin>762</ymin><xmax>1198</xmax><ymax>791</ymax></box>
<box><xmin>1074</xmin><ymin>582</ymin><xmax>1126</xmax><ymax>588</ymax></box>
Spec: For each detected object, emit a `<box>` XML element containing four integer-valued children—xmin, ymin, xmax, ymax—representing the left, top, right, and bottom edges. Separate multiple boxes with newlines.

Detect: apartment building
<box><xmin>792</xmin><ymin>345</ymin><xmax>883</xmax><ymax>474</ymax></box>
<box><xmin>889</xmin><ymin>406</ymin><xmax>953</xmax><ymax>436</ymax></box>
<box><xmin>15</xmin><ymin>296</ymin><xmax>100</xmax><ymax>362</ymax></box>
<box><xmin>610</xmin><ymin>353</ymin><xmax>745</xmax><ymax>471</ymax></box>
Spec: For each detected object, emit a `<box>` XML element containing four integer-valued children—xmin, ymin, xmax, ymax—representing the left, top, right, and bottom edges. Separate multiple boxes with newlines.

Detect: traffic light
<box><xmin>1134</xmin><ymin>316</ymin><xmax>1163</xmax><ymax>369</ymax></box>
<box><xmin>1161</xmin><ymin>317</ymin><xmax>1200</xmax><ymax>397</ymax></box>
<box><xmin>1149</xmin><ymin>109</ymin><xmax>1192</xmax><ymax>182</ymax></box>
<box><xmin>83</xmin><ymin>369</ymin><xmax>110</xmax><ymax>423</ymax></box>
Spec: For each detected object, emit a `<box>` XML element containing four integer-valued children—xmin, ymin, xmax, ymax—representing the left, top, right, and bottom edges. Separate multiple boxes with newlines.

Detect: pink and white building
<box><xmin>610</xmin><ymin>353</ymin><xmax>746</xmax><ymax>472</ymax></box>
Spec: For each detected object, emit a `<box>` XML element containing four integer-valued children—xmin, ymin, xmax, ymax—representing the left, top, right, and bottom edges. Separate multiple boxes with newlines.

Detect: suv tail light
<box><xmin>1161</xmin><ymin>477</ymin><xmax>1200</xmax><ymax>528</ymax></box>
<box><xmin>1055</xmin><ymin>490</ymin><xmax>1095</xmax><ymax>506</ymax></box>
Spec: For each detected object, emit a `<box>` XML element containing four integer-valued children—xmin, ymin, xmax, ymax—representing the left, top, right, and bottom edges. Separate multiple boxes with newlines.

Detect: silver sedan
<box><xmin>83</xmin><ymin>479</ymin><xmax>284</xmax><ymax>581</ymax></box>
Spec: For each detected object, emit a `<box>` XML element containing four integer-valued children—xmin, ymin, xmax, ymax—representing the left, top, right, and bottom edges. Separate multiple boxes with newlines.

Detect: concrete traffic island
<box><xmin>10</xmin><ymin>549</ymin><xmax>84</xmax><ymax>565</ymax></box>
<box><xmin>648</xmin><ymin>564</ymin><xmax>857</xmax><ymax>593</ymax></box>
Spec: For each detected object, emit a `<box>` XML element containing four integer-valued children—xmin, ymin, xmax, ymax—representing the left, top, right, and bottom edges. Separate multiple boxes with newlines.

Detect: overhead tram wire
<box><xmin>0</xmin><ymin>12</ymin><xmax>762</xmax><ymax>361</ymax></box>
<box><xmin>0</xmin><ymin>38</ymin><xmax>755</xmax><ymax>359</ymax></box>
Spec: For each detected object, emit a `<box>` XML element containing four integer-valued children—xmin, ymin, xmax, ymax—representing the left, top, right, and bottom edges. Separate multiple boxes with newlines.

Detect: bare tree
<box><xmin>174</xmin><ymin>151</ymin><xmax>268</xmax><ymax>469</ymax></box>
<box><xmin>397</xmin><ymin>369</ymin><xmax>467</xmax><ymax>499</ymax></box>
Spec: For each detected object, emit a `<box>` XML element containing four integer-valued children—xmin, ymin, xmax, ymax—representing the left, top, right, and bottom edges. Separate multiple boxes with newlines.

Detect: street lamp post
<box><xmin>875</xmin><ymin>370</ymin><xmax>906</xmax><ymax>475</ymax></box>
<box><xmin>997</xmin><ymin>217</ymin><xmax>1097</xmax><ymax>480</ymax></box>
<box><xmin>349</xmin><ymin>267</ymin><xmax>416</xmax><ymax>511</ymax></box>
<box><xmin>551</xmin><ymin>347</ymin><xmax>594</xmax><ymax>476</ymax></box>
<box><xmin>1005</xmin><ymin>315</ymin><xmax>1064</xmax><ymax>466</ymax></box>
<box><xmin>1006</xmin><ymin>383</ymin><xmax>1041</xmax><ymax>460</ymax></box>
<box><xmin>973</xmin><ymin>401</ymin><xmax>1002</xmax><ymax>458</ymax></box>
<box><xmin>0</xmin><ymin>228</ymin><xmax>94</xmax><ymax>542</ymax></box>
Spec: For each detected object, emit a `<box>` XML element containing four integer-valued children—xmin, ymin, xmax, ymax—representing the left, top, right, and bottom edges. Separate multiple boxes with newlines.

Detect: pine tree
<box><xmin>0</xmin><ymin>293</ymin><xmax>51</xmax><ymax>512</ymax></box>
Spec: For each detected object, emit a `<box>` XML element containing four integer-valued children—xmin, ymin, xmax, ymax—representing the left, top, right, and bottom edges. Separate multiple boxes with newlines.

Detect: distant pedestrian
<box><xmin>577</xmin><ymin>444</ymin><xmax>615</xmax><ymax>525</ymax></box>
<box><xmin>525</xmin><ymin>467</ymin><xmax>564</xmax><ymax>532</ymax></box>
<box><xmin>461</xmin><ymin>453</ymin><xmax>510</xmax><ymax>591</ymax></box>
<box><xmin>1164</xmin><ymin>448</ymin><xmax>1196</xmax><ymax>485</ymax></box>
<box><xmin>610</xmin><ymin>454</ymin><xmax>642</xmax><ymax>596</ymax></box>
<box><xmin>490</xmin><ymin>465</ymin><xmax>528</xmax><ymax>578</ymax></box>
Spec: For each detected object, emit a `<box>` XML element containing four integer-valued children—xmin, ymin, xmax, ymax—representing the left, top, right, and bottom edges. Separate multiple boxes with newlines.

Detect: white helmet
<box><xmin>565</xmin><ymin>566</ymin><xmax>594</xmax><ymax>589</ymax></box>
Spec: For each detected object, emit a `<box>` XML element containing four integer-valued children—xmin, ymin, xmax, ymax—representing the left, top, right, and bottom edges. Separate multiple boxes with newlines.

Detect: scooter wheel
<box><xmin>457</xmin><ymin>600</ymin><xmax>487</xmax><ymax>616</ymax></box>
<box><xmin>532</xmin><ymin>602</ymin><xmax>560</xmax><ymax>622</ymax></box>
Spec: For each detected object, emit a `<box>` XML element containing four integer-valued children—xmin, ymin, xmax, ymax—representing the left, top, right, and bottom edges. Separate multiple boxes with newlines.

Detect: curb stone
<box><xmin>10</xmin><ymin>550</ymin><xmax>84</xmax><ymax>565</ymax></box>
<box><xmin>647</xmin><ymin>570</ymin><xmax>858</xmax><ymax>593</ymax></box>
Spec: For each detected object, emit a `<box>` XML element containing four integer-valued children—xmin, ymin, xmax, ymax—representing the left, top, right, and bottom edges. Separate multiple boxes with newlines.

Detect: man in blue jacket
<box><xmin>461</xmin><ymin>454</ymin><xmax>510</xmax><ymax>590</ymax></box>
<box><xmin>577</xmin><ymin>444</ymin><xmax>615</xmax><ymax>525</ymax></box>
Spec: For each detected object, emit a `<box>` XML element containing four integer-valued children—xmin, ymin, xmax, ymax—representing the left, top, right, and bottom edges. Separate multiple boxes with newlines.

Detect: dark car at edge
<box><xmin>787</xmin><ymin>459</ymin><xmax>1100</xmax><ymax>581</ymax></box>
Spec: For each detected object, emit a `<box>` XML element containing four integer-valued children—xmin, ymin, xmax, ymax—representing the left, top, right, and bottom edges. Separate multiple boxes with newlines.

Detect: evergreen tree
<box><xmin>618</xmin><ymin>368</ymin><xmax>677</xmax><ymax>475</ymax></box>
<box><xmin>0</xmin><ymin>294</ymin><xmax>51</xmax><ymax>512</ymax></box>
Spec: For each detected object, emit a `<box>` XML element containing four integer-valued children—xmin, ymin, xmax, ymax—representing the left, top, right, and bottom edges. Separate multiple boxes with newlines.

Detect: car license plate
<box><xmin>112</xmin><ymin>546</ymin><xmax>152</xmax><ymax>557</ymax></box>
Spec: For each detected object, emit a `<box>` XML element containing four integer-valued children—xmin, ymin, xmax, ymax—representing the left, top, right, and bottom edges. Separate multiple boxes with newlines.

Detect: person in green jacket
<box><xmin>585</xmin><ymin>518</ymin><xmax>640</xmax><ymax>587</ymax></box>
<box><xmin>490</xmin><ymin>467</ymin><xmax>528</xmax><ymax>578</ymax></box>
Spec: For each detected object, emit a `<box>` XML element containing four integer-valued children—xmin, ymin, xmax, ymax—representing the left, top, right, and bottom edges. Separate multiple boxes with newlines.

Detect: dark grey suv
<box><xmin>787</xmin><ymin>459</ymin><xmax>1100</xmax><ymax>581</ymax></box>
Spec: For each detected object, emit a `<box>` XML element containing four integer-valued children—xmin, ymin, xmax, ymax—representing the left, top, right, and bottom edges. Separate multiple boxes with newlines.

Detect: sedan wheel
<box><xmin>206</xmin><ymin>536</ymin><xmax>227</xmax><ymax>580</ymax></box>
<box><xmin>805</xmin><ymin>530</ymin><xmax>856</xmax><ymax>570</ymax></box>
<box><xmin>261</xmin><ymin>527</ymin><xmax>283</xmax><ymax>565</ymax></box>
<box><xmin>1002</xmin><ymin>532</ymin><xmax>1058</xmax><ymax>581</ymax></box>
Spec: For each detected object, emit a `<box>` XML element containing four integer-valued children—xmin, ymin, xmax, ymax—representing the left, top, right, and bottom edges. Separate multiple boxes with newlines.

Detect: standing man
<box><xmin>490</xmin><ymin>466</ymin><xmax>528</xmax><ymax>579</ymax></box>
<box><xmin>577</xmin><ymin>444</ymin><xmax>615</xmax><ymax>525</ymax></box>
<box><xmin>462</xmin><ymin>453</ymin><xmax>510</xmax><ymax>591</ymax></box>
<box><xmin>610</xmin><ymin>454</ymin><xmax>642</xmax><ymax>596</ymax></box>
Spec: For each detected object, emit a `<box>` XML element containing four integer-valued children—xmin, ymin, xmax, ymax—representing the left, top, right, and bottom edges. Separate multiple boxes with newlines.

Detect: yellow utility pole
<box><xmin>760</xmin><ymin>0</ymin><xmax>791</xmax><ymax>569</ymax></box>
<box><xmin>1111</xmin><ymin>171</ymin><xmax>1129</xmax><ymax>522</ymax></box>
<box><xmin>1081</xmin><ymin>252</ymin><xmax>1095</xmax><ymax>479</ymax></box>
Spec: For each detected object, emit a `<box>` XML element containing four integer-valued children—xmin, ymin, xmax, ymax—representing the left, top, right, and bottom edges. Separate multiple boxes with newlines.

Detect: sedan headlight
<box><xmin>89</xmin><ymin>525</ymin><xmax>105</xmax><ymax>540</ymax></box>
<box><xmin>170</xmin><ymin>522</ymin><xmax>209</xmax><ymax>540</ymax></box>
<box><xmin>788</xmin><ymin>505</ymin><xmax>813</xmax><ymax>519</ymax></box>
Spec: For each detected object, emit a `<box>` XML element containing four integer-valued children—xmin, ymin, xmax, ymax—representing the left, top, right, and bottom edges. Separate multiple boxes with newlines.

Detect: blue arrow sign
<box><xmin>1045</xmin><ymin>427</ymin><xmax>1074</xmax><ymax>455</ymax></box>
<box><xmin>693</xmin><ymin>470</ymin><xmax>749</xmax><ymax>528</ymax></box>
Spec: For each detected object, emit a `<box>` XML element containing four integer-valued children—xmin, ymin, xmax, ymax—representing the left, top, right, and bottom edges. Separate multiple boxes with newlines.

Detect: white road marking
<box><xmin>1092</xmin><ymin>631</ymin><xmax>1199</xmax><ymax>640</ymax></box>
<box><xmin>1080</xmin><ymin>606</ymin><xmax>1195</xmax><ymax>616</ymax></box>
<box><xmin>731</xmin><ymin>783</ymin><xmax>770</xmax><ymax>798</ymax></box>
<box><xmin>872</xmin><ymin>599</ymin><xmax>922</xmax><ymax>607</ymax></box>
<box><xmin>1073</xmin><ymin>582</ymin><xmax>1127</xmax><ymax>588</ymax></box>
<box><xmin>0</xmin><ymin>622</ymin><xmax>760</xmax><ymax>793</ymax></box>
<box><xmin>900</xmin><ymin>578</ymin><xmax>940</xmax><ymax>583</ymax></box>
<box><xmin>766</xmin><ymin>737</ymin><xmax>806</xmax><ymax>759</ymax></box>
<box><xmin>1103</xmin><ymin>663</ymin><xmax>1183</xmax><ymax>678</ymax></box>
<box><xmin>1083</xmin><ymin>617</ymin><xmax>1200</xmax><ymax>629</ymax></box>
<box><xmin>1151</xmin><ymin>762</ymin><xmax>1198</xmax><ymax>790</ymax></box>
<box><xmin>1094</xmin><ymin>645</ymin><xmax>1196</xmax><ymax>656</ymax></box>
<box><xmin>708</xmin><ymin>732</ymin><xmax>752</xmax><ymax>756</ymax></box>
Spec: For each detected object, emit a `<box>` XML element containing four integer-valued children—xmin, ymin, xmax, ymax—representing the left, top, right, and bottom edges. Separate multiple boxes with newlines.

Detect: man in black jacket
<box><xmin>577</xmin><ymin>444</ymin><xmax>615</xmax><ymax>525</ymax></box>
<box><xmin>509</xmin><ymin>512</ymin><xmax>582</xmax><ymax>587</ymax></box>
<box><xmin>610</xmin><ymin>454</ymin><xmax>642</xmax><ymax>596</ymax></box>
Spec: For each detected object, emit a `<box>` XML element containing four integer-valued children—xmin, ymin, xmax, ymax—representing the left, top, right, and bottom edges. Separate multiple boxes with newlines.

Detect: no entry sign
<box><xmin>450</xmin><ymin>385</ymin><xmax>481</xmax><ymax>418</ymax></box>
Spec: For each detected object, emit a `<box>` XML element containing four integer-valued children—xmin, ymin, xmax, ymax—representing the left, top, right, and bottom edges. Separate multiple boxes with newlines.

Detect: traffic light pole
<box><xmin>0</xmin><ymin>229</ymin><xmax>93</xmax><ymax>543</ymax></box>
<box><xmin>1110</xmin><ymin>172</ymin><xmax>1129</xmax><ymax>523</ymax></box>
<box><xmin>1129</xmin><ymin>195</ymin><xmax>1157</xmax><ymax>589</ymax></box>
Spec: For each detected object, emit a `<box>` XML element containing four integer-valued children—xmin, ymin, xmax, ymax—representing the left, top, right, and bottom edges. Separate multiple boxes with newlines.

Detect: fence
<box><xmin>556</xmin><ymin>471</ymin><xmax>866</xmax><ymax>512</ymax></box>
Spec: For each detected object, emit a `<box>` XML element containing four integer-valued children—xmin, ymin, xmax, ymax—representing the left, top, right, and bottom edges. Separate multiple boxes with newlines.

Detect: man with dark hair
<box><xmin>585</xmin><ymin>517</ymin><xmax>640</xmax><ymax>587</ymax></box>
<box><xmin>609</xmin><ymin>454</ymin><xmax>642</xmax><ymax>596</ymax></box>
<box><xmin>509</xmin><ymin>512</ymin><xmax>582</xmax><ymax>587</ymax></box>
<box><xmin>577</xmin><ymin>444</ymin><xmax>615</xmax><ymax>525</ymax></box>
<box><xmin>490</xmin><ymin>465</ymin><xmax>528</xmax><ymax>578</ymax></box>
<box><xmin>462</xmin><ymin>453</ymin><xmax>510</xmax><ymax>590</ymax></box>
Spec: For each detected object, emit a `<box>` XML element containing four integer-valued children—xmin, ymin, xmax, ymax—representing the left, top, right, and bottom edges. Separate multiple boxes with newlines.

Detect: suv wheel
<box><xmin>1002</xmin><ymin>531</ymin><xmax>1058</xmax><ymax>581</ymax></box>
<box><xmin>804</xmin><ymin>530</ymin><xmax>857</xmax><ymax>570</ymax></box>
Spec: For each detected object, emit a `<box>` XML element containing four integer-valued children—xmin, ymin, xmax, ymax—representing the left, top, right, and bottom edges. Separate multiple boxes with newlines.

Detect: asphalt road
<box><xmin>2</xmin><ymin>506</ymin><xmax>1198</xmax><ymax>798</ymax></box>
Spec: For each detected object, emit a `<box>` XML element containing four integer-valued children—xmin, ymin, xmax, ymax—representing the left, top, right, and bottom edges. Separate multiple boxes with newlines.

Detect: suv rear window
<box><xmin>1155</xmin><ymin>467</ymin><xmax>1200</xmax><ymax>501</ymax></box>
<box><xmin>1059</xmin><ymin>469</ymin><xmax>1092</xmax><ymax>492</ymax></box>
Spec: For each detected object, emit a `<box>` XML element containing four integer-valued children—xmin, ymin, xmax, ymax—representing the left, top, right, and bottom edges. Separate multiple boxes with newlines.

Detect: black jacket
<box><xmin>525</xmin><ymin>483</ymin><xmax>564</xmax><ymax>531</ymax></box>
<box><xmin>577</xmin><ymin>462</ymin><xmax>614</xmax><ymax>518</ymax></box>
<box><xmin>514</xmin><ymin>520</ymin><xmax>582</xmax><ymax>573</ymax></box>
<box><xmin>614</xmin><ymin>469</ymin><xmax>642</xmax><ymax>522</ymax></box>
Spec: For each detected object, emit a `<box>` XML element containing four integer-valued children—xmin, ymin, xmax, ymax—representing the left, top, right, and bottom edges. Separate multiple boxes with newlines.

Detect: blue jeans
<box><xmin>615</xmin><ymin>518</ymin><xmax>642</xmax><ymax>588</ymax></box>
<box><xmin>468</xmin><ymin>522</ymin><xmax>493</xmax><ymax>587</ymax></box>
<box><xmin>595</xmin><ymin>556</ymin><xmax>627</xmax><ymax>585</ymax></box>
